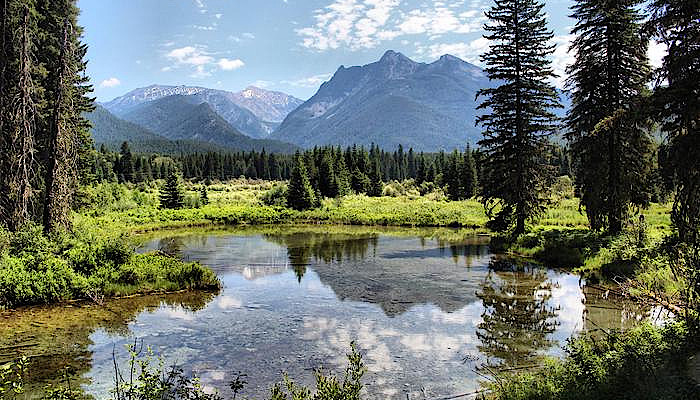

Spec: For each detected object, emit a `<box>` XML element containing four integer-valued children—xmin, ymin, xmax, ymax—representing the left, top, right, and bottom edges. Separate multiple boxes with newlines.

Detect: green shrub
<box><xmin>491</xmin><ymin>322</ymin><xmax>697</xmax><ymax>400</ymax></box>
<box><xmin>0</xmin><ymin>223</ymin><xmax>220</xmax><ymax>308</ymax></box>
<box><xmin>261</xmin><ymin>183</ymin><xmax>288</xmax><ymax>207</ymax></box>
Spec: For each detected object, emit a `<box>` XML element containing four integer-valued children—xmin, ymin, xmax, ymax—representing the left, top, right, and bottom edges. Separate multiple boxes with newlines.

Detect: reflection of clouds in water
<box><xmin>216</xmin><ymin>295</ymin><xmax>243</xmax><ymax>309</ymax></box>
<box><xmin>161</xmin><ymin>307</ymin><xmax>197</xmax><ymax>321</ymax></box>
<box><xmin>430</xmin><ymin>302</ymin><xmax>483</xmax><ymax>325</ymax></box>
<box><xmin>547</xmin><ymin>274</ymin><xmax>585</xmax><ymax>342</ymax></box>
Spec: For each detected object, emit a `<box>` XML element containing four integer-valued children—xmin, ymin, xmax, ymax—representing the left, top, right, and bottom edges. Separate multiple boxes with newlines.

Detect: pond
<box><xmin>0</xmin><ymin>225</ymin><xmax>661</xmax><ymax>399</ymax></box>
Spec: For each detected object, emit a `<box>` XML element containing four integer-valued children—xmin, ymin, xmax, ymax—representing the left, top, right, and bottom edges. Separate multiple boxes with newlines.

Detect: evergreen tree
<box><xmin>318</xmin><ymin>151</ymin><xmax>338</xmax><ymax>198</ymax></box>
<box><xmin>0</xmin><ymin>1</ymin><xmax>37</xmax><ymax>231</ymax></box>
<box><xmin>334</xmin><ymin>148</ymin><xmax>351</xmax><ymax>196</ymax></box>
<box><xmin>286</xmin><ymin>154</ymin><xmax>316</xmax><ymax>211</ymax></box>
<box><xmin>567</xmin><ymin>0</ymin><xmax>653</xmax><ymax>233</ymax></box>
<box><xmin>118</xmin><ymin>141</ymin><xmax>134</xmax><ymax>183</ymax></box>
<box><xmin>269</xmin><ymin>153</ymin><xmax>282</xmax><ymax>181</ymax></box>
<box><xmin>351</xmin><ymin>167</ymin><xmax>370</xmax><ymax>194</ymax></box>
<box><xmin>40</xmin><ymin>0</ymin><xmax>94</xmax><ymax>232</ymax></box>
<box><xmin>462</xmin><ymin>147</ymin><xmax>478</xmax><ymax>199</ymax></box>
<box><xmin>367</xmin><ymin>159</ymin><xmax>384</xmax><ymax>197</ymax></box>
<box><xmin>649</xmin><ymin>0</ymin><xmax>700</xmax><ymax>244</ymax></box>
<box><xmin>159</xmin><ymin>171</ymin><xmax>184</xmax><ymax>209</ymax></box>
<box><xmin>200</xmin><ymin>185</ymin><xmax>209</xmax><ymax>206</ymax></box>
<box><xmin>476</xmin><ymin>0</ymin><xmax>561</xmax><ymax>235</ymax></box>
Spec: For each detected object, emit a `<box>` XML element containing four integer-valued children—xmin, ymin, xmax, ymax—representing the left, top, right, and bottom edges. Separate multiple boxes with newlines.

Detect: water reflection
<box><xmin>0</xmin><ymin>291</ymin><xmax>217</xmax><ymax>397</ymax></box>
<box><xmin>476</xmin><ymin>259</ymin><xmax>560</xmax><ymax>369</ymax></box>
<box><xmin>2</xmin><ymin>227</ymin><xmax>657</xmax><ymax>400</ymax></box>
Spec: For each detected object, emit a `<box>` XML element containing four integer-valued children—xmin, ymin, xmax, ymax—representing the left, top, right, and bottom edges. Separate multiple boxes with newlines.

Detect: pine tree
<box><xmin>334</xmin><ymin>147</ymin><xmax>351</xmax><ymax>196</ymax></box>
<box><xmin>159</xmin><ymin>171</ymin><xmax>184</xmax><ymax>209</ymax></box>
<box><xmin>351</xmin><ymin>167</ymin><xmax>370</xmax><ymax>194</ymax></box>
<box><xmin>462</xmin><ymin>147</ymin><xmax>478</xmax><ymax>199</ymax></box>
<box><xmin>567</xmin><ymin>0</ymin><xmax>653</xmax><ymax>234</ymax></box>
<box><xmin>318</xmin><ymin>150</ymin><xmax>338</xmax><ymax>198</ymax></box>
<box><xmin>200</xmin><ymin>185</ymin><xmax>209</xmax><ymax>206</ymax></box>
<box><xmin>649</xmin><ymin>0</ymin><xmax>700</xmax><ymax>244</ymax></box>
<box><xmin>269</xmin><ymin>153</ymin><xmax>282</xmax><ymax>181</ymax></box>
<box><xmin>117</xmin><ymin>141</ymin><xmax>134</xmax><ymax>183</ymax></box>
<box><xmin>0</xmin><ymin>1</ymin><xmax>37</xmax><ymax>231</ymax></box>
<box><xmin>286</xmin><ymin>154</ymin><xmax>316</xmax><ymax>211</ymax></box>
<box><xmin>40</xmin><ymin>0</ymin><xmax>94</xmax><ymax>232</ymax></box>
<box><xmin>476</xmin><ymin>0</ymin><xmax>561</xmax><ymax>235</ymax></box>
<box><xmin>367</xmin><ymin>159</ymin><xmax>384</xmax><ymax>197</ymax></box>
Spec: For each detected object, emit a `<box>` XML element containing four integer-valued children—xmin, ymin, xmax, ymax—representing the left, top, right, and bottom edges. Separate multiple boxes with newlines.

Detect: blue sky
<box><xmin>78</xmin><ymin>0</ymin><xmax>661</xmax><ymax>102</ymax></box>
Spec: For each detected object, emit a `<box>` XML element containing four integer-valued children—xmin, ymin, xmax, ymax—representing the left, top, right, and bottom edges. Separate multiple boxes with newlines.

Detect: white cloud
<box><xmin>217</xmin><ymin>58</ymin><xmax>245</xmax><ymax>70</ymax></box>
<box><xmin>166</xmin><ymin>46</ymin><xmax>214</xmax><ymax>66</ymax></box>
<box><xmin>99</xmin><ymin>77</ymin><xmax>121</xmax><ymax>88</ymax></box>
<box><xmin>215</xmin><ymin>13</ymin><xmax>223</xmax><ymax>19</ymax></box>
<box><xmin>251</xmin><ymin>80</ymin><xmax>273</xmax><ymax>88</ymax></box>
<box><xmin>415</xmin><ymin>37</ymin><xmax>490</xmax><ymax>65</ymax></box>
<box><xmin>297</xmin><ymin>0</ymin><xmax>487</xmax><ymax>51</ymax></box>
<box><xmin>282</xmin><ymin>73</ymin><xmax>333</xmax><ymax>87</ymax></box>
<box><xmin>648</xmin><ymin>40</ymin><xmax>667</xmax><ymax>69</ymax></box>
<box><xmin>165</xmin><ymin>45</ymin><xmax>243</xmax><ymax>77</ymax></box>
<box><xmin>551</xmin><ymin>34</ymin><xmax>575</xmax><ymax>88</ymax></box>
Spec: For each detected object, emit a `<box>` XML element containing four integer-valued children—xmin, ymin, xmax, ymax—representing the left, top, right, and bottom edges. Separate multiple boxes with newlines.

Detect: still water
<box><xmin>0</xmin><ymin>226</ymin><xmax>659</xmax><ymax>399</ymax></box>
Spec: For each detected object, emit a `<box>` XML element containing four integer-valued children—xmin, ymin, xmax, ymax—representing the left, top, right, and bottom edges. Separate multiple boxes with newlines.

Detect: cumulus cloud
<box><xmin>415</xmin><ymin>37</ymin><xmax>490</xmax><ymax>64</ymax></box>
<box><xmin>297</xmin><ymin>0</ymin><xmax>487</xmax><ymax>51</ymax></box>
<box><xmin>282</xmin><ymin>73</ymin><xmax>333</xmax><ymax>87</ymax></box>
<box><xmin>164</xmin><ymin>45</ymin><xmax>244</xmax><ymax>77</ymax></box>
<box><xmin>217</xmin><ymin>58</ymin><xmax>245</xmax><ymax>70</ymax></box>
<box><xmin>99</xmin><ymin>77</ymin><xmax>121</xmax><ymax>88</ymax></box>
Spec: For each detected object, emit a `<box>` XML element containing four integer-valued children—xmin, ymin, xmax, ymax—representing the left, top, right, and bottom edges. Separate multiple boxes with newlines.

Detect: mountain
<box><xmin>86</xmin><ymin>104</ymin><xmax>279</xmax><ymax>154</ymax></box>
<box><xmin>103</xmin><ymin>85</ymin><xmax>302</xmax><ymax>139</ymax></box>
<box><xmin>230</xmin><ymin>86</ymin><xmax>304</xmax><ymax>124</ymax></box>
<box><xmin>271</xmin><ymin>51</ymin><xmax>492</xmax><ymax>151</ymax></box>
<box><xmin>119</xmin><ymin>95</ymin><xmax>298</xmax><ymax>153</ymax></box>
<box><xmin>86</xmin><ymin>104</ymin><xmax>168</xmax><ymax>144</ymax></box>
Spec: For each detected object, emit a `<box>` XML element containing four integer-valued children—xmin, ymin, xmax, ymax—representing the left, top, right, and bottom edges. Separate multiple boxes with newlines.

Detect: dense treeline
<box><xmin>0</xmin><ymin>0</ymin><xmax>93</xmax><ymax>232</ymax></box>
<box><xmin>94</xmin><ymin>141</ymin><xmax>575</xmax><ymax>202</ymax></box>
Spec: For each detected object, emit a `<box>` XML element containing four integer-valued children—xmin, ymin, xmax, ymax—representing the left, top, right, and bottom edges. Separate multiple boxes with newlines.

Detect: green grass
<box><xmin>0</xmin><ymin>222</ymin><xmax>220</xmax><ymax>309</ymax></box>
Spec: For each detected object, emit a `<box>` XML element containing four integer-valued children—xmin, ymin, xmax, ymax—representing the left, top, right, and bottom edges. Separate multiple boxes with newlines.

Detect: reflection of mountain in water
<box><xmin>266</xmin><ymin>232</ymin><xmax>492</xmax><ymax>316</ymax></box>
<box><xmin>476</xmin><ymin>258</ymin><xmax>560</xmax><ymax>368</ymax></box>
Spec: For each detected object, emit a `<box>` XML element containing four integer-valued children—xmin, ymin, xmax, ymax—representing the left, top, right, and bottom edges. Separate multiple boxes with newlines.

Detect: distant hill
<box><xmin>86</xmin><ymin>103</ymin><xmax>297</xmax><ymax>154</ymax></box>
<box><xmin>119</xmin><ymin>95</ymin><xmax>298</xmax><ymax>153</ymax></box>
<box><xmin>273</xmin><ymin>50</ymin><xmax>568</xmax><ymax>152</ymax></box>
<box><xmin>86</xmin><ymin>105</ymin><xmax>167</xmax><ymax>144</ymax></box>
<box><xmin>103</xmin><ymin>84</ymin><xmax>303</xmax><ymax>139</ymax></box>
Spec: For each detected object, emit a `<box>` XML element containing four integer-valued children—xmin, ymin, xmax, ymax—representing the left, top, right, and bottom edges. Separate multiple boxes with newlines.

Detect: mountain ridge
<box><xmin>103</xmin><ymin>84</ymin><xmax>303</xmax><ymax>139</ymax></box>
<box><xmin>271</xmin><ymin>50</ymin><xmax>490</xmax><ymax>151</ymax></box>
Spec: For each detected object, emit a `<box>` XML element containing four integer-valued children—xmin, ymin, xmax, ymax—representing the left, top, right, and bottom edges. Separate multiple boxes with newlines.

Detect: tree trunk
<box><xmin>42</xmin><ymin>18</ymin><xmax>70</xmax><ymax>233</ymax></box>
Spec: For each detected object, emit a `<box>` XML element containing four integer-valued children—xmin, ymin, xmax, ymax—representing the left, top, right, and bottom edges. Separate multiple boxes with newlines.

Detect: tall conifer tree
<box><xmin>567</xmin><ymin>0</ymin><xmax>653</xmax><ymax>234</ymax></box>
<box><xmin>476</xmin><ymin>0</ymin><xmax>561</xmax><ymax>235</ymax></box>
<box><xmin>649</xmin><ymin>0</ymin><xmax>700</xmax><ymax>244</ymax></box>
<box><xmin>286</xmin><ymin>154</ymin><xmax>316</xmax><ymax>211</ymax></box>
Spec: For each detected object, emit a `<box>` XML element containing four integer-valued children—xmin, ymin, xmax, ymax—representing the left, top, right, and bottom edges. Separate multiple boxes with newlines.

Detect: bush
<box><xmin>490</xmin><ymin>321</ymin><xmax>698</xmax><ymax>400</ymax></box>
<box><xmin>261</xmin><ymin>183</ymin><xmax>288</xmax><ymax>207</ymax></box>
<box><xmin>0</xmin><ymin>223</ymin><xmax>220</xmax><ymax>308</ymax></box>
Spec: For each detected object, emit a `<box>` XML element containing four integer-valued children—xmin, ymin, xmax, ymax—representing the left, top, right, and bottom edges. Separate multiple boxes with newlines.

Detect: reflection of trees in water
<box><xmin>266</xmin><ymin>233</ymin><xmax>380</xmax><ymax>280</ymax></box>
<box><xmin>157</xmin><ymin>237</ymin><xmax>186</xmax><ymax>257</ymax></box>
<box><xmin>0</xmin><ymin>291</ymin><xmax>217</xmax><ymax>396</ymax></box>
<box><xmin>476</xmin><ymin>258</ymin><xmax>560</xmax><ymax>369</ymax></box>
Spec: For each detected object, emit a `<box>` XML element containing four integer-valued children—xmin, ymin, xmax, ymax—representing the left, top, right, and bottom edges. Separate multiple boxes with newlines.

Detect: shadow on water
<box><xmin>2</xmin><ymin>225</ymin><xmax>662</xmax><ymax>399</ymax></box>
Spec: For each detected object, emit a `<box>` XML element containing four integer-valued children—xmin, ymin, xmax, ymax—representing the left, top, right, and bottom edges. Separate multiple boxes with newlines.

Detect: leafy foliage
<box><xmin>489</xmin><ymin>322</ymin><xmax>698</xmax><ymax>400</ymax></box>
